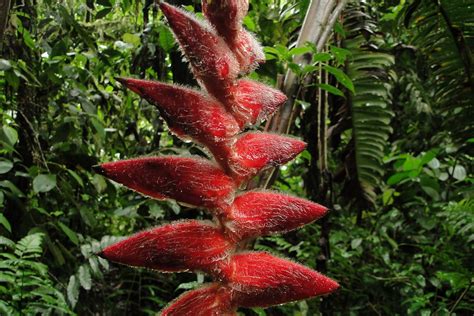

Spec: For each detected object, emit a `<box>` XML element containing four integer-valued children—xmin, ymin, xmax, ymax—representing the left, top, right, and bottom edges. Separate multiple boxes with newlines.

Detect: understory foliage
<box><xmin>0</xmin><ymin>0</ymin><xmax>472</xmax><ymax>315</ymax></box>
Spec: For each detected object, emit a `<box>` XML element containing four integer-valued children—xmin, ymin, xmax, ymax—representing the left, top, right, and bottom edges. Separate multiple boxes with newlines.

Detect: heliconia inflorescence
<box><xmin>97</xmin><ymin>1</ymin><xmax>339</xmax><ymax>314</ymax></box>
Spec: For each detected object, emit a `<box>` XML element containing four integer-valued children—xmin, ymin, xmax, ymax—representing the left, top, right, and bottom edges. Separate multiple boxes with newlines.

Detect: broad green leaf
<box><xmin>312</xmin><ymin>52</ymin><xmax>332</xmax><ymax>63</ymax></box>
<box><xmin>387</xmin><ymin>171</ymin><xmax>411</xmax><ymax>185</ymax></box>
<box><xmin>78</xmin><ymin>265</ymin><xmax>92</xmax><ymax>290</ymax></box>
<box><xmin>122</xmin><ymin>33</ymin><xmax>141</xmax><ymax>47</ymax></box>
<box><xmin>0</xmin><ymin>59</ymin><xmax>12</xmax><ymax>71</ymax></box>
<box><xmin>92</xmin><ymin>174</ymin><xmax>107</xmax><ymax>193</ymax></box>
<box><xmin>242</xmin><ymin>15</ymin><xmax>256</xmax><ymax>31</ymax></box>
<box><xmin>57</xmin><ymin>222</ymin><xmax>79</xmax><ymax>246</ymax></box>
<box><xmin>0</xmin><ymin>214</ymin><xmax>11</xmax><ymax>233</ymax></box>
<box><xmin>324</xmin><ymin>65</ymin><xmax>355</xmax><ymax>93</ymax></box>
<box><xmin>251</xmin><ymin>308</ymin><xmax>267</xmax><ymax>316</ymax></box>
<box><xmin>2</xmin><ymin>126</ymin><xmax>18</xmax><ymax>146</ymax></box>
<box><xmin>33</xmin><ymin>174</ymin><xmax>57</xmax><ymax>193</ymax></box>
<box><xmin>158</xmin><ymin>26</ymin><xmax>175</xmax><ymax>52</ymax></box>
<box><xmin>289</xmin><ymin>46</ymin><xmax>312</xmax><ymax>56</ymax></box>
<box><xmin>451</xmin><ymin>165</ymin><xmax>466</xmax><ymax>181</ymax></box>
<box><xmin>351</xmin><ymin>238</ymin><xmax>362</xmax><ymax>249</ymax></box>
<box><xmin>67</xmin><ymin>275</ymin><xmax>79</xmax><ymax>308</ymax></box>
<box><xmin>67</xmin><ymin>169</ymin><xmax>84</xmax><ymax>187</ymax></box>
<box><xmin>0</xmin><ymin>180</ymin><xmax>24</xmax><ymax>197</ymax></box>
<box><xmin>318</xmin><ymin>83</ymin><xmax>345</xmax><ymax>97</ymax></box>
<box><xmin>420</xmin><ymin>175</ymin><xmax>440</xmax><ymax>200</ymax></box>
<box><xmin>0</xmin><ymin>160</ymin><xmax>13</xmax><ymax>174</ymax></box>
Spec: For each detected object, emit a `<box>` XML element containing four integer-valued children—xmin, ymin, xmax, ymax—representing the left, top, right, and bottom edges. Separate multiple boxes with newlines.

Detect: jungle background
<box><xmin>0</xmin><ymin>0</ymin><xmax>473</xmax><ymax>314</ymax></box>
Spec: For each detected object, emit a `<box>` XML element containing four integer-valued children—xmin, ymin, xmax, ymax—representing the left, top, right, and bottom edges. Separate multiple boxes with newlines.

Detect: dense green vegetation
<box><xmin>0</xmin><ymin>0</ymin><xmax>472</xmax><ymax>314</ymax></box>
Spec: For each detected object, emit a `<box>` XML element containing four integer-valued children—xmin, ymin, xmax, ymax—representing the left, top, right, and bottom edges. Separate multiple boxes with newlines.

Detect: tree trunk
<box><xmin>0</xmin><ymin>0</ymin><xmax>12</xmax><ymax>48</ymax></box>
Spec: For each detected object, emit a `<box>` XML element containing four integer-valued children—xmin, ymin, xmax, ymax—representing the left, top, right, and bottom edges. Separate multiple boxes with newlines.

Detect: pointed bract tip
<box><xmin>159</xmin><ymin>1</ymin><xmax>173</xmax><ymax>14</ymax></box>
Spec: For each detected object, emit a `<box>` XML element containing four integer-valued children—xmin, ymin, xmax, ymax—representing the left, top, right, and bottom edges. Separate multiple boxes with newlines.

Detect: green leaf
<box><xmin>242</xmin><ymin>16</ymin><xmax>256</xmax><ymax>31</ymax></box>
<box><xmin>312</xmin><ymin>52</ymin><xmax>332</xmax><ymax>63</ymax></box>
<box><xmin>420</xmin><ymin>175</ymin><xmax>440</xmax><ymax>200</ymax></box>
<box><xmin>0</xmin><ymin>59</ymin><xmax>12</xmax><ymax>71</ymax></box>
<box><xmin>2</xmin><ymin>126</ymin><xmax>18</xmax><ymax>146</ymax></box>
<box><xmin>317</xmin><ymin>83</ymin><xmax>345</xmax><ymax>97</ymax></box>
<box><xmin>78</xmin><ymin>265</ymin><xmax>92</xmax><ymax>290</ymax></box>
<box><xmin>0</xmin><ymin>236</ymin><xmax>14</xmax><ymax>248</ymax></box>
<box><xmin>289</xmin><ymin>46</ymin><xmax>312</xmax><ymax>56</ymax></box>
<box><xmin>22</xmin><ymin>30</ymin><xmax>36</xmax><ymax>50</ymax></box>
<box><xmin>0</xmin><ymin>214</ymin><xmax>11</xmax><ymax>233</ymax></box>
<box><xmin>57</xmin><ymin>222</ymin><xmax>79</xmax><ymax>246</ymax></box>
<box><xmin>67</xmin><ymin>275</ymin><xmax>79</xmax><ymax>308</ymax></box>
<box><xmin>0</xmin><ymin>160</ymin><xmax>13</xmax><ymax>174</ymax></box>
<box><xmin>324</xmin><ymin>65</ymin><xmax>355</xmax><ymax>93</ymax></box>
<box><xmin>251</xmin><ymin>308</ymin><xmax>267</xmax><ymax>316</ymax></box>
<box><xmin>122</xmin><ymin>33</ymin><xmax>141</xmax><ymax>47</ymax></box>
<box><xmin>0</xmin><ymin>180</ymin><xmax>24</xmax><ymax>197</ymax></box>
<box><xmin>67</xmin><ymin>169</ymin><xmax>84</xmax><ymax>187</ymax></box>
<box><xmin>5</xmin><ymin>71</ymin><xmax>19</xmax><ymax>89</ymax></box>
<box><xmin>33</xmin><ymin>174</ymin><xmax>57</xmax><ymax>193</ymax></box>
<box><xmin>158</xmin><ymin>26</ymin><xmax>175</xmax><ymax>52</ymax></box>
<box><xmin>92</xmin><ymin>174</ymin><xmax>107</xmax><ymax>193</ymax></box>
<box><xmin>451</xmin><ymin>165</ymin><xmax>466</xmax><ymax>181</ymax></box>
<box><xmin>420</xmin><ymin>149</ymin><xmax>439</xmax><ymax>165</ymax></box>
<box><xmin>351</xmin><ymin>238</ymin><xmax>362</xmax><ymax>249</ymax></box>
<box><xmin>387</xmin><ymin>171</ymin><xmax>411</xmax><ymax>185</ymax></box>
<box><xmin>16</xmin><ymin>233</ymin><xmax>44</xmax><ymax>255</ymax></box>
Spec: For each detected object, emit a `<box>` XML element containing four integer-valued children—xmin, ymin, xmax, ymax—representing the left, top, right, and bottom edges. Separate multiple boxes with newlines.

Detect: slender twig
<box><xmin>449</xmin><ymin>281</ymin><xmax>473</xmax><ymax>313</ymax></box>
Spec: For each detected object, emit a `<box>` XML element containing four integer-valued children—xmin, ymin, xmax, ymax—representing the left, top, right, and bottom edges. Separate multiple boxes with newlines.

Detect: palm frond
<box><xmin>401</xmin><ymin>0</ymin><xmax>474</xmax><ymax>141</ymax></box>
<box><xmin>341</xmin><ymin>4</ymin><xmax>395</xmax><ymax>206</ymax></box>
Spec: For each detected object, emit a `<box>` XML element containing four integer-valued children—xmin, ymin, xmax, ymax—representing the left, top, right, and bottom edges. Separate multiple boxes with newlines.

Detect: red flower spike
<box><xmin>161</xmin><ymin>284</ymin><xmax>236</xmax><ymax>316</ymax></box>
<box><xmin>201</xmin><ymin>0</ymin><xmax>248</xmax><ymax>42</ymax></box>
<box><xmin>159</xmin><ymin>2</ymin><xmax>239</xmax><ymax>100</ymax></box>
<box><xmin>100</xmin><ymin>1</ymin><xmax>340</xmax><ymax>313</ymax></box>
<box><xmin>94</xmin><ymin>157</ymin><xmax>235</xmax><ymax>208</ymax></box>
<box><xmin>219</xmin><ymin>252</ymin><xmax>339</xmax><ymax>308</ymax></box>
<box><xmin>227</xmin><ymin>132</ymin><xmax>307</xmax><ymax>182</ymax></box>
<box><xmin>223</xmin><ymin>191</ymin><xmax>328</xmax><ymax>241</ymax></box>
<box><xmin>232</xmin><ymin>79</ymin><xmax>288</xmax><ymax>124</ymax></box>
<box><xmin>100</xmin><ymin>220</ymin><xmax>233</xmax><ymax>273</ymax></box>
<box><xmin>117</xmin><ymin>78</ymin><xmax>240</xmax><ymax>143</ymax></box>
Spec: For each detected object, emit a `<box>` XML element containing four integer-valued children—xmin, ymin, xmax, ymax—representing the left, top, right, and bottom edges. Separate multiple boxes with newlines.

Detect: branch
<box><xmin>273</xmin><ymin>0</ymin><xmax>347</xmax><ymax>134</ymax></box>
<box><xmin>317</xmin><ymin>0</ymin><xmax>348</xmax><ymax>51</ymax></box>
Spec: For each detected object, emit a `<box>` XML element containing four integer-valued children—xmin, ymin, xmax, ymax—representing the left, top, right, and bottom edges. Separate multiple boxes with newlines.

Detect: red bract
<box><xmin>219</xmin><ymin>252</ymin><xmax>340</xmax><ymax>307</ymax></box>
<box><xmin>100</xmin><ymin>220</ymin><xmax>232</xmax><ymax>273</ymax></box>
<box><xmin>207</xmin><ymin>132</ymin><xmax>306</xmax><ymax>183</ymax></box>
<box><xmin>231</xmin><ymin>30</ymin><xmax>265</xmax><ymax>74</ymax></box>
<box><xmin>201</xmin><ymin>0</ymin><xmax>248</xmax><ymax>42</ymax></box>
<box><xmin>228</xmin><ymin>132</ymin><xmax>306</xmax><ymax>182</ymax></box>
<box><xmin>94</xmin><ymin>157</ymin><xmax>235</xmax><ymax>208</ymax></box>
<box><xmin>159</xmin><ymin>2</ymin><xmax>239</xmax><ymax>101</ymax></box>
<box><xmin>223</xmin><ymin>191</ymin><xmax>328</xmax><ymax>240</ymax></box>
<box><xmin>231</xmin><ymin>79</ymin><xmax>287</xmax><ymax>125</ymax></box>
<box><xmin>117</xmin><ymin>78</ymin><xmax>240</xmax><ymax>143</ymax></box>
<box><xmin>201</xmin><ymin>0</ymin><xmax>263</xmax><ymax>73</ymax></box>
<box><xmin>161</xmin><ymin>284</ymin><xmax>235</xmax><ymax>316</ymax></box>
